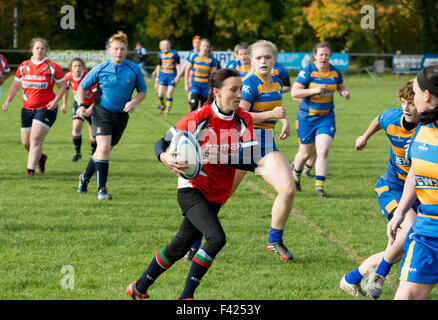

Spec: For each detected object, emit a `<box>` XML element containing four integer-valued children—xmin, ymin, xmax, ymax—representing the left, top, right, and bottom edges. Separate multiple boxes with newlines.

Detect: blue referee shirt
<box><xmin>80</xmin><ymin>59</ymin><xmax>147</xmax><ymax>113</ymax></box>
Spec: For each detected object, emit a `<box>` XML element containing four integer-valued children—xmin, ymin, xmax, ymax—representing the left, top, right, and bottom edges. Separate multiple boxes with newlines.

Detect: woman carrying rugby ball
<box><xmin>127</xmin><ymin>68</ymin><xmax>259</xmax><ymax>300</ymax></box>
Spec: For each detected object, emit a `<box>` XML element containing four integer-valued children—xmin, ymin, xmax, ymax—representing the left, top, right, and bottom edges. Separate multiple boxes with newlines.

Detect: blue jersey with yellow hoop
<box><xmin>295</xmin><ymin>61</ymin><xmax>343</xmax><ymax>118</ymax></box>
<box><xmin>407</xmin><ymin>123</ymin><xmax>438</xmax><ymax>237</ymax></box>
<box><xmin>226</xmin><ymin>60</ymin><xmax>251</xmax><ymax>78</ymax></box>
<box><xmin>188</xmin><ymin>53</ymin><xmax>216</xmax><ymax>84</ymax></box>
<box><xmin>158</xmin><ymin>49</ymin><xmax>180</xmax><ymax>75</ymax></box>
<box><xmin>272</xmin><ymin>62</ymin><xmax>289</xmax><ymax>81</ymax></box>
<box><xmin>379</xmin><ymin>108</ymin><xmax>416</xmax><ymax>187</ymax></box>
<box><xmin>241</xmin><ymin>73</ymin><xmax>283</xmax><ymax>130</ymax></box>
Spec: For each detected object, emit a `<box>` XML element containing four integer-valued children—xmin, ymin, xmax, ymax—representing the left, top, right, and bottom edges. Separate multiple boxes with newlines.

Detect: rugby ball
<box><xmin>169</xmin><ymin>131</ymin><xmax>203</xmax><ymax>180</ymax></box>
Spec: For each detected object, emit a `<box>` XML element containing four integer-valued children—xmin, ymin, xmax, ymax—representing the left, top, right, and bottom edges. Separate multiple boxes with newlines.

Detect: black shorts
<box><xmin>21</xmin><ymin>107</ymin><xmax>58</xmax><ymax>130</ymax></box>
<box><xmin>72</xmin><ymin>101</ymin><xmax>92</xmax><ymax>124</ymax></box>
<box><xmin>91</xmin><ymin>104</ymin><xmax>129</xmax><ymax>146</ymax></box>
<box><xmin>162</xmin><ymin>188</ymin><xmax>225</xmax><ymax>263</ymax></box>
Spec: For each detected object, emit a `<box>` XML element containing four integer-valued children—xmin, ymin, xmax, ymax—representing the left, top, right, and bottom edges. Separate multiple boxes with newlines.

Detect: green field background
<box><xmin>0</xmin><ymin>73</ymin><xmax>436</xmax><ymax>300</ymax></box>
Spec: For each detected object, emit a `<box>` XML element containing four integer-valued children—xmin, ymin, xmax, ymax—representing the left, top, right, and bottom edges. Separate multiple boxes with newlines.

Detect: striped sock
<box><xmin>303</xmin><ymin>163</ymin><xmax>312</xmax><ymax>174</ymax></box>
<box><xmin>136</xmin><ymin>249</ymin><xmax>173</xmax><ymax>294</ymax></box>
<box><xmin>159</xmin><ymin>97</ymin><xmax>165</xmax><ymax>109</ymax></box>
<box><xmin>315</xmin><ymin>175</ymin><xmax>326</xmax><ymax>188</ymax></box>
<box><xmin>292</xmin><ymin>166</ymin><xmax>302</xmax><ymax>181</ymax></box>
<box><xmin>166</xmin><ymin>98</ymin><xmax>173</xmax><ymax>112</ymax></box>
<box><xmin>375</xmin><ymin>258</ymin><xmax>393</xmax><ymax>278</ymax></box>
<box><xmin>72</xmin><ymin>132</ymin><xmax>82</xmax><ymax>154</ymax></box>
<box><xmin>180</xmin><ymin>249</ymin><xmax>213</xmax><ymax>299</ymax></box>
<box><xmin>90</xmin><ymin>139</ymin><xmax>97</xmax><ymax>155</ymax></box>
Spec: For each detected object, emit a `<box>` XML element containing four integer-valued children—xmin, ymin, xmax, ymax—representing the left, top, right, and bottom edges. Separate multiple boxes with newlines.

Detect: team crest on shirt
<box><xmin>242</xmin><ymin>85</ymin><xmax>251</xmax><ymax>95</ymax></box>
<box><xmin>126</xmin><ymin>78</ymin><xmax>131</xmax><ymax>83</ymax></box>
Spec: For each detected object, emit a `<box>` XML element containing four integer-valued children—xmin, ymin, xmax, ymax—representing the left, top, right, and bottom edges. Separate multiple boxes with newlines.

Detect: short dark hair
<box><xmin>204</xmin><ymin>69</ymin><xmax>241</xmax><ymax>106</ymax></box>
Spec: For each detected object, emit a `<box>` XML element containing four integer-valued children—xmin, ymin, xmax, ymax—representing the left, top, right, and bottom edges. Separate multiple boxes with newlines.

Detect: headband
<box><xmin>417</xmin><ymin>68</ymin><xmax>438</xmax><ymax>96</ymax></box>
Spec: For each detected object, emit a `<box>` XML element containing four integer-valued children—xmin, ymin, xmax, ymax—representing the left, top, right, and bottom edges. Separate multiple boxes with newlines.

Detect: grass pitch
<box><xmin>0</xmin><ymin>73</ymin><xmax>436</xmax><ymax>300</ymax></box>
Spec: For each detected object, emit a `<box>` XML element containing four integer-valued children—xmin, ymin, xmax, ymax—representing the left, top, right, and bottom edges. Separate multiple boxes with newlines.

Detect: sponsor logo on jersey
<box><xmin>415</xmin><ymin>175</ymin><xmax>438</xmax><ymax>187</ymax></box>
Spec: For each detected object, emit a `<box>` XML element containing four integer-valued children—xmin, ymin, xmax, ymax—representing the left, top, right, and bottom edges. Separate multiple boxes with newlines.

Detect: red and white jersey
<box><xmin>172</xmin><ymin>102</ymin><xmax>257</xmax><ymax>204</ymax></box>
<box><xmin>64</xmin><ymin>70</ymin><xmax>97</xmax><ymax>106</ymax></box>
<box><xmin>0</xmin><ymin>54</ymin><xmax>10</xmax><ymax>77</ymax></box>
<box><xmin>15</xmin><ymin>57</ymin><xmax>64</xmax><ymax>110</ymax></box>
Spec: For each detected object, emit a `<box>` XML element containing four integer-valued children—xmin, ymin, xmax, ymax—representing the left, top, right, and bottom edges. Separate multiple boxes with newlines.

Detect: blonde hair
<box><xmin>107</xmin><ymin>31</ymin><xmax>128</xmax><ymax>48</ymax></box>
<box><xmin>248</xmin><ymin>40</ymin><xmax>277</xmax><ymax>59</ymax></box>
<box><xmin>30</xmin><ymin>37</ymin><xmax>49</xmax><ymax>51</ymax></box>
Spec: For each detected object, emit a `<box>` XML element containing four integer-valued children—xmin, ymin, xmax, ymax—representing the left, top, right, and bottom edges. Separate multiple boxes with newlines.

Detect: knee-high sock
<box><xmin>136</xmin><ymin>249</ymin><xmax>174</xmax><ymax>294</ymax></box>
<box><xmin>180</xmin><ymin>249</ymin><xmax>214</xmax><ymax>299</ymax></box>
<box><xmin>95</xmin><ymin>159</ymin><xmax>109</xmax><ymax>190</ymax></box>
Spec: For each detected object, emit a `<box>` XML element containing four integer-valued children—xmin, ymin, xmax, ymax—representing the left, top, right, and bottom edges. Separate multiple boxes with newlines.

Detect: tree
<box><xmin>304</xmin><ymin>0</ymin><xmax>423</xmax><ymax>53</ymax></box>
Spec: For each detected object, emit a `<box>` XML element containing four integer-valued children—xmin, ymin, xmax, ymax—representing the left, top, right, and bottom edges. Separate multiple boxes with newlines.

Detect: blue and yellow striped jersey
<box><xmin>158</xmin><ymin>50</ymin><xmax>180</xmax><ymax>75</ymax></box>
<box><xmin>295</xmin><ymin>61</ymin><xmax>343</xmax><ymax>118</ymax></box>
<box><xmin>241</xmin><ymin>73</ymin><xmax>283</xmax><ymax>130</ymax></box>
<box><xmin>272</xmin><ymin>62</ymin><xmax>288</xmax><ymax>81</ymax></box>
<box><xmin>378</xmin><ymin>108</ymin><xmax>417</xmax><ymax>187</ymax></box>
<box><xmin>187</xmin><ymin>53</ymin><xmax>216</xmax><ymax>84</ymax></box>
<box><xmin>226</xmin><ymin>60</ymin><xmax>251</xmax><ymax>78</ymax></box>
<box><xmin>407</xmin><ymin>122</ymin><xmax>438</xmax><ymax>237</ymax></box>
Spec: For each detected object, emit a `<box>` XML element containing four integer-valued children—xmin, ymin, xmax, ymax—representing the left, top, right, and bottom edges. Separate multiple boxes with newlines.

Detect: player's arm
<box><xmin>0</xmin><ymin>71</ymin><xmax>10</xmax><ymax>86</ymax></box>
<box><xmin>124</xmin><ymin>68</ymin><xmax>147</xmax><ymax>113</ymax></box>
<box><xmin>281</xmin><ymin>76</ymin><xmax>291</xmax><ymax>94</ymax></box>
<box><xmin>387</xmin><ymin>168</ymin><xmax>417</xmax><ymax>244</ymax></box>
<box><xmin>61</xmin><ymin>86</ymin><xmax>69</xmax><ymax>114</ymax></box>
<box><xmin>240</xmin><ymin>100</ymin><xmax>286</xmax><ymax>124</ymax></box>
<box><xmin>355</xmin><ymin>116</ymin><xmax>381</xmax><ymax>150</ymax></box>
<box><xmin>2</xmin><ymin>79</ymin><xmax>22</xmax><ymax>111</ymax></box>
<box><xmin>47</xmin><ymin>81</ymin><xmax>67</xmax><ymax>110</ymax></box>
<box><xmin>174</xmin><ymin>62</ymin><xmax>181</xmax><ymax>84</ymax></box>
<box><xmin>291</xmin><ymin>81</ymin><xmax>326</xmax><ymax>99</ymax></box>
<box><xmin>184</xmin><ymin>62</ymin><xmax>193</xmax><ymax>92</ymax></box>
<box><xmin>337</xmin><ymin>82</ymin><xmax>350</xmax><ymax>99</ymax></box>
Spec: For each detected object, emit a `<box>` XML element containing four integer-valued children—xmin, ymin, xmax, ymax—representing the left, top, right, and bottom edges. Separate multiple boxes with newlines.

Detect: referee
<box><xmin>76</xmin><ymin>31</ymin><xmax>147</xmax><ymax>200</ymax></box>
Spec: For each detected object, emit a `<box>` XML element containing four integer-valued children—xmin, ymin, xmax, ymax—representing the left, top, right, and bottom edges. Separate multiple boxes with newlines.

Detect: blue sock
<box><xmin>345</xmin><ymin>267</ymin><xmax>363</xmax><ymax>284</ymax></box>
<box><xmin>375</xmin><ymin>258</ymin><xmax>393</xmax><ymax>278</ymax></box>
<box><xmin>192</xmin><ymin>238</ymin><xmax>202</xmax><ymax>250</ymax></box>
<box><xmin>268</xmin><ymin>227</ymin><xmax>284</xmax><ymax>244</ymax></box>
<box><xmin>83</xmin><ymin>158</ymin><xmax>96</xmax><ymax>181</ymax></box>
<box><xmin>95</xmin><ymin>159</ymin><xmax>109</xmax><ymax>190</ymax></box>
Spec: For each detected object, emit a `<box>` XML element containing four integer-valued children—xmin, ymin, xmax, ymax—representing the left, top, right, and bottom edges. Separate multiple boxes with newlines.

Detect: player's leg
<box><xmin>165</xmin><ymin>85</ymin><xmax>175</xmax><ymax>115</ymax></box>
<box><xmin>27</xmin><ymin>121</ymin><xmax>49</xmax><ymax>175</ymax></box>
<box><xmin>314</xmin><ymin>133</ymin><xmax>333</xmax><ymax>198</ymax></box>
<box><xmin>395</xmin><ymin>281</ymin><xmax>434</xmax><ymax>300</ymax></box>
<box><xmin>257</xmin><ymin>151</ymin><xmax>295</xmax><ymax>261</ymax></box>
<box><xmin>303</xmin><ymin>150</ymin><xmax>316</xmax><ymax>177</ymax></box>
<box><xmin>292</xmin><ymin>142</ymin><xmax>315</xmax><ymax>192</ymax></box>
<box><xmin>157</xmin><ymin>84</ymin><xmax>166</xmax><ymax>114</ymax></box>
<box><xmin>71</xmin><ymin>118</ymin><xmax>84</xmax><ymax>161</ymax></box>
<box><xmin>94</xmin><ymin>134</ymin><xmax>112</xmax><ymax>199</ymax></box>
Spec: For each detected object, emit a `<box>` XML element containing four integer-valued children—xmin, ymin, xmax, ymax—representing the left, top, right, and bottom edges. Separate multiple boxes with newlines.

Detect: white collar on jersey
<box><xmin>31</xmin><ymin>56</ymin><xmax>47</xmax><ymax>65</ymax></box>
<box><xmin>213</xmin><ymin>100</ymin><xmax>235</xmax><ymax>121</ymax></box>
<box><xmin>73</xmin><ymin>70</ymin><xmax>85</xmax><ymax>81</ymax></box>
